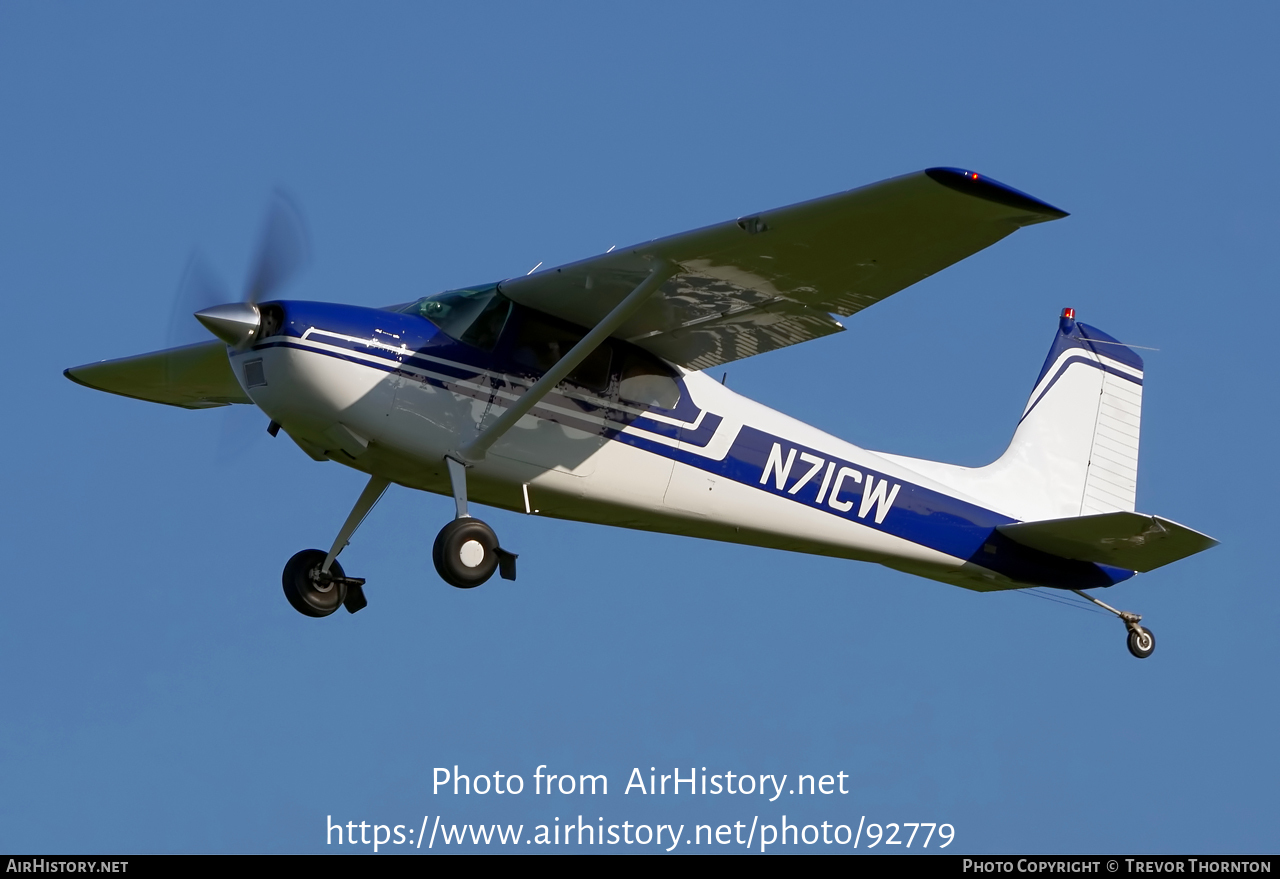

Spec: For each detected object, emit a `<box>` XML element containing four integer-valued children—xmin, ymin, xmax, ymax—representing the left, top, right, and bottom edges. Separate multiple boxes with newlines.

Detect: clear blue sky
<box><xmin>2</xmin><ymin>2</ymin><xmax>1276</xmax><ymax>854</ymax></box>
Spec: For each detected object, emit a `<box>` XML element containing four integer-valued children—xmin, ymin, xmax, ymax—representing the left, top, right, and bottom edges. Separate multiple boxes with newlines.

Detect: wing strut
<box><xmin>448</xmin><ymin>259</ymin><xmax>677</xmax><ymax>468</ymax></box>
<box><xmin>435</xmin><ymin>262</ymin><xmax>674</xmax><ymax>578</ymax></box>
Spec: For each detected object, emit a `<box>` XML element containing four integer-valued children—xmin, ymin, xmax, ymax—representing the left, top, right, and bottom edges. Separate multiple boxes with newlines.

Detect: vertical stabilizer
<box><xmin>984</xmin><ymin>309</ymin><xmax>1144</xmax><ymax>520</ymax></box>
<box><xmin>867</xmin><ymin>310</ymin><xmax>1148</xmax><ymax>522</ymax></box>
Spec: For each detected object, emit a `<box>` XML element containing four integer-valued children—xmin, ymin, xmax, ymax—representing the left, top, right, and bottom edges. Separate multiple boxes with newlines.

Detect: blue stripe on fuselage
<box><xmin>613</xmin><ymin>426</ymin><xmax>1130</xmax><ymax>589</ymax></box>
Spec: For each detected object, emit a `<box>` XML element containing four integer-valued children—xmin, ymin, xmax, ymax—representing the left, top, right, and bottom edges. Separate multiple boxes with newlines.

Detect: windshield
<box><xmin>399</xmin><ymin>285</ymin><xmax>511</xmax><ymax>351</ymax></box>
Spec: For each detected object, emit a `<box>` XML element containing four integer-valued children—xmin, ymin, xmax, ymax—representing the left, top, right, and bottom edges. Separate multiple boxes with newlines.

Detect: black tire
<box><xmin>1127</xmin><ymin>626</ymin><xmax>1156</xmax><ymax>659</ymax></box>
<box><xmin>432</xmin><ymin>518</ymin><xmax>499</xmax><ymax>589</ymax></box>
<box><xmin>282</xmin><ymin>549</ymin><xmax>348</xmax><ymax>617</ymax></box>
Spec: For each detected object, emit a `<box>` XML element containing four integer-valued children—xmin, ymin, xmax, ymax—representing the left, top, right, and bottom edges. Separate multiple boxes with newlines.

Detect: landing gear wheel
<box><xmin>433</xmin><ymin>518</ymin><xmax>499</xmax><ymax>589</ymax></box>
<box><xmin>1127</xmin><ymin>626</ymin><xmax>1156</xmax><ymax>659</ymax></box>
<box><xmin>282</xmin><ymin>549</ymin><xmax>348</xmax><ymax>617</ymax></box>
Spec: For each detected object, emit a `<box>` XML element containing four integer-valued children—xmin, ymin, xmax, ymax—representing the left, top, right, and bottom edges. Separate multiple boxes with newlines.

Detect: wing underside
<box><xmin>65</xmin><ymin>340</ymin><xmax>251</xmax><ymax>409</ymax></box>
<box><xmin>499</xmin><ymin>168</ymin><xmax>1067</xmax><ymax>370</ymax></box>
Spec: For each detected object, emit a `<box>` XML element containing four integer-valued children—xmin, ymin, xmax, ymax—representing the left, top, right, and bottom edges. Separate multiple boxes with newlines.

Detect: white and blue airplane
<box><xmin>65</xmin><ymin>168</ymin><xmax>1216</xmax><ymax>658</ymax></box>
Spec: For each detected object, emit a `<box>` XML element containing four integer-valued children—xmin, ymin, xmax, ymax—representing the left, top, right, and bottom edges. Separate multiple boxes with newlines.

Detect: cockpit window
<box><xmin>399</xmin><ymin>287</ymin><xmax>679</xmax><ymax>408</ymax></box>
<box><xmin>399</xmin><ymin>285</ymin><xmax>511</xmax><ymax>351</ymax></box>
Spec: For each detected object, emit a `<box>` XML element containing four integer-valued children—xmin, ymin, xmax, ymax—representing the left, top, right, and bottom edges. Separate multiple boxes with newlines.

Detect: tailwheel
<box><xmin>282</xmin><ymin>549</ymin><xmax>368</xmax><ymax>617</ymax></box>
<box><xmin>1071</xmin><ymin>589</ymin><xmax>1156</xmax><ymax>660</ymax></box>
<box><xmin>433</xmin><ymin>518</ymin><xmax>501</xmax><ymax>589</ymax></box>
<box><xmin>1127</xmin><ymin>626</ymin><xmax>1156</xmax><ymax>660</ymax></box>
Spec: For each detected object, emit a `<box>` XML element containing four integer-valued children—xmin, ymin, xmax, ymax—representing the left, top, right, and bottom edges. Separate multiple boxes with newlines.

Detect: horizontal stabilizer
<box><xmin>64</xmin><ymin>340</ymin><xmax>251</xmax><ymax>409</ymax></box>
<box><xmin>998</xmin><ymin>512</ymin><xmax>1217</xmax><ymax>573</ymax></box>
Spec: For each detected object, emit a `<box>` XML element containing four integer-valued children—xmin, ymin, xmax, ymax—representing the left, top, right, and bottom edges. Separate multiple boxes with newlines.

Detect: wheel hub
<box><xmin>309</xmin><ymin>569</ymin><xmax>335</xmax><ymax>593</ymax></box>
<box><xmin>459</xmin><ymin>539</ymin><xmax>486</xmax><ymax>568</ymax></box>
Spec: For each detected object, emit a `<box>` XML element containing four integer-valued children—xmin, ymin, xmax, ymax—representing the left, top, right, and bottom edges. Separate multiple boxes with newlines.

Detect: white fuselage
<box><xmin>228</xmin><ymin>300</ymin><xmax>1129</xmax><ymax>594</ymax></box>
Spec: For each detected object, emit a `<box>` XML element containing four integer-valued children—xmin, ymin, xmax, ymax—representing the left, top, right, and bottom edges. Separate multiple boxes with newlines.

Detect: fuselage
<box><xmin>232</xmin><ymin>297</ymin><xmax>1132</xmax><ymax>593</ymax></box>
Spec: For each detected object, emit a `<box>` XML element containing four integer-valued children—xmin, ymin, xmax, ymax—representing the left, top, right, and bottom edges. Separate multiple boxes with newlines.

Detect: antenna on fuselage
<box><xmin>526</xmin><ymin>261</ymin><xmax>543</xmax><ymax>275</ymax></box>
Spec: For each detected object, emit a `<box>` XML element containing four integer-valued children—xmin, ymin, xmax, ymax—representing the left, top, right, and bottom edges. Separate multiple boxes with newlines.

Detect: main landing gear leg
<box><xmin>1071</xmin><ymin>589</ymin><xmax>1156</xmax><ymax>659</ymax></box>
<box><xmin>431</xmin><ymin>455</ymin><xmax>517</xmax><ymax>590</ymax></box>
<box><xmin>281</xmin><ymin>474</ymin><xmax>389</xmax><ymax>617</ymax></box>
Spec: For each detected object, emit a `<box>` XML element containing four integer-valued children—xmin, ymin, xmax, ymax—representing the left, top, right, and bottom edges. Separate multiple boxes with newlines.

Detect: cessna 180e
<box><xmin>65</xmin><ymin>168</ymin><xmax>1217</xmax><ymax>658</ymax></box>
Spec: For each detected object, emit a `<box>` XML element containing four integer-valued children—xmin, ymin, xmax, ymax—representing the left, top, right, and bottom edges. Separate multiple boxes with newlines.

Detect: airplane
<box><xmin>64</xmin><ymin>167</ymin><xmax>1217</xmax><ymax>658</ymax></box>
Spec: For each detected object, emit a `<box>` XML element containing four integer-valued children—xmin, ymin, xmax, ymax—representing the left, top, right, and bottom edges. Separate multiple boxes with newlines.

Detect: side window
<box><xmin>618</xmin><ymin>347</ymin><xmax>680</xmax><ymax>409</ymax></box>
<box><xmin>459</xmin><ymin>295</ymin><xmax>511</xmax><ymax>352</ymax></box>
<box><xmin>509</xmin><ymin>310</ymin><xmax>612</xmax><ymax>391</ymax></box>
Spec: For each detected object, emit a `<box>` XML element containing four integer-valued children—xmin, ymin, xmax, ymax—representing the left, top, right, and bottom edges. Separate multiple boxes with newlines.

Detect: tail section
<box><xmin>877</xmin><ymin>309</ymin><xmax>1216</xmax><ymax>578</ymax></box>
<box><xmin>879</xmin><ymin>309</ymin><xmax>1146</xmax><ymax>523</ymax></box>
<box><xmin>993</xmin><ymin>308</ymin><xmax>1144</xmax><ymax>520</ymax></box>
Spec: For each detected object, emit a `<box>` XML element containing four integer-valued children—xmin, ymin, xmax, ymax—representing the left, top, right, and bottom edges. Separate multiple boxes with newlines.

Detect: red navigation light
<box><xmin>969</xmin><ymin>172</ymin><xmax>979</xmax><ymax>180</ymax></box>
<box><xmin>1062</xmin><ymin>307</ymin><xmax>1075</xmax><ymax>320</ymax></box>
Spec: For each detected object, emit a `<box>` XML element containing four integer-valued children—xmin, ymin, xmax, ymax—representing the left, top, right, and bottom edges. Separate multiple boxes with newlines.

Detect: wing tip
<box><xmin>925</xmin><ymin>167</ymin><xmax>1069</xmax><ymax>221</ymax></box>
<box><xmin>63</xmin><ymin>364</ymin><xmax>97</xmax><ymax>389</ymax></box>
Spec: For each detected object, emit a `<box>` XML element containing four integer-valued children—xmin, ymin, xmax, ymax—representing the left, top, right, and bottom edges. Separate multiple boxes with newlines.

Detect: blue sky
<box><xmin>2</xmin><ymin>2</ymin><xmax>1277</xmax><ymax>854</ymax></box>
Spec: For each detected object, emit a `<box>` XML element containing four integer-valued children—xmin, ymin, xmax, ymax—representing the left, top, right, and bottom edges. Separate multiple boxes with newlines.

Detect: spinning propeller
<box><xmin>169</xmin><ymin>191</ymin><xmax>309</xmax><ymax>351</ymax></box>
<box><xmin>163</xmin><ymin>193</ymin><xmax>309</xmax><ymax>460</ymax></box>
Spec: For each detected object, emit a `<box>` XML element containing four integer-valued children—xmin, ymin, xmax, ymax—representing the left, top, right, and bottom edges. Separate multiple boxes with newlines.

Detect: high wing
<box><xmin>499</xmin><ymin>168</ymin><xmax>1068</xmax><ymax>370</ymax></box>
<box><xmin>64</xmin><ymin>340</ymin><xmax>251</xmax><ymax>409</ymax></box>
